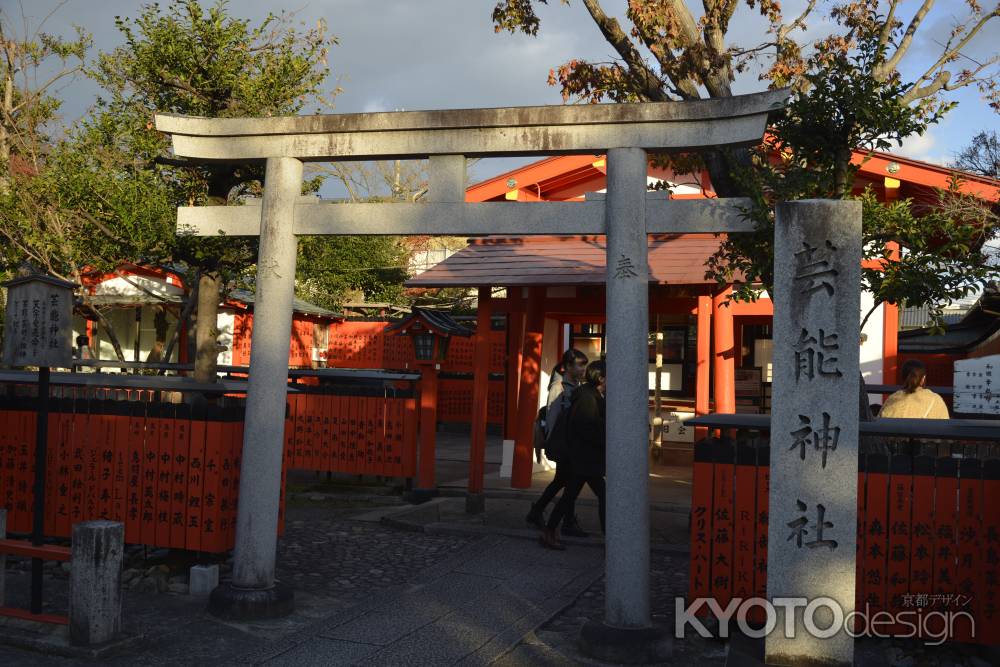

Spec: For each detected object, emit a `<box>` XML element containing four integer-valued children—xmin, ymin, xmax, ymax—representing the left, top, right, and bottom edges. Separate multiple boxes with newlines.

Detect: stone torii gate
<box><xmin>155</xmin><ymin>89</ymin><xmax>787</xmax><ymax>652</ymax></box>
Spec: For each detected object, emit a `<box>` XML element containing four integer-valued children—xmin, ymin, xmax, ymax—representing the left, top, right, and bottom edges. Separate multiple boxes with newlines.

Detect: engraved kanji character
<box><xmin>794</xmin><ymin>240</ymin><xmax>839</xmax><ymax>297</ymax></box>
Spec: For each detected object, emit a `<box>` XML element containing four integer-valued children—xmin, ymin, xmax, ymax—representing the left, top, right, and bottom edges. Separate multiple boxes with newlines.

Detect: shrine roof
<box><xmin>899</xmin><ymin>288</ymin><xmax>1000</xmax><ymax>354</ymax></box>
<box><xmin>385</xmin><ymin>307</ymin><xmax>473</xmax><ymax>337</ymax></box>
<box><xmin>228</xmin><ymin>289</ymin><xmax>344</xmax><ymax>320</ymax></box>
<box><xmin>406</xmin><ymin>234</ymin><xmax>727</xmax><ymax>287</ymax></box>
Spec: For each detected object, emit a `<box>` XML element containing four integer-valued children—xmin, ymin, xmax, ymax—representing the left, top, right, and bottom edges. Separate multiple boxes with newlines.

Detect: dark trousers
<box><xmin>534</xmin><ymin>464</ymin><xmax>571</xmax><ymax>513</ymax></box>
<box><xmin>547</xmin><ymin>474</ymin><xmax>606</xmax><ymax>533</ymax></box>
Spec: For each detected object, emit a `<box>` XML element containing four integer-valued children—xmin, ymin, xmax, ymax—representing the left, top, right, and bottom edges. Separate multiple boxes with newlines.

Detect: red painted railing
<box><xmin>0</xmin><ymin>384</ymin><xmax>419</xmax><ymax>553</ymax></box>
<box><xmin>689</xmin><ymin>439</ymin><xmax>1000</xmax><ymax>644</ymax></box>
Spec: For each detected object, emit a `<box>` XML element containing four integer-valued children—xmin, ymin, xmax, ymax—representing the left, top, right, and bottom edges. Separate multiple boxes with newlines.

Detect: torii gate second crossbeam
<box><xmin>154</xmin><ymin>89</ymin><xmax>788</xmax><ymax>651</ymax></box>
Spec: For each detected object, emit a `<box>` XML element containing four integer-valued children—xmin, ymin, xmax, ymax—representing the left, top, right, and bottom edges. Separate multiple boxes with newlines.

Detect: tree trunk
<box><xmin>832</xmin><ymin>148</ymin><xmax>854</xmax><ymax>199</ymax></box>
<box><xmin>193</xmin><ymin>271</ymin><xmax>221</xmax><ymax>383</ymax></box>
<box><xmin>159</xmin><ymin>284</ymin><xmax>198</xmax><ymax>374</ymax></box>
<box><xmin>146</xmin><ymin>306</ymin><xmax>169</xmax><ymax>363</ymax></box>
<box><xmin>859</xmin><ymin>300</ymin><xmax>882</xmax><ymax>332</ymax></box>
<box><xmin>701</xmin><ymin>146</ymin><xmax>753</xmax><ymax>198</ymax></box>
<box><xmin>191</xmin><ymin>170</ymin><xmax>235</xmax><ymax>384</ymax></box>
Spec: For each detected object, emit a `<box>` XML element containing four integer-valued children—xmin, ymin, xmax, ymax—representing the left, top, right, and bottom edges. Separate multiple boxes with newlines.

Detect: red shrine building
<box><xmin>408</xmin><ymin>150</ymin><xmax>1000</xmax><ymax>477</ymax></box>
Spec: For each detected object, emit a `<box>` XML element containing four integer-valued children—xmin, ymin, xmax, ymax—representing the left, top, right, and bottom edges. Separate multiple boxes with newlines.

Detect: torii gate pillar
<box><xmin>209</xmin><ymin>157</ymin><xmax>303</xmax><ymax>619</ymax></box>
<box><xmin>579</xmin><ymin>148</ymin><xmax>672</xmax><ymax>661</ymax></box>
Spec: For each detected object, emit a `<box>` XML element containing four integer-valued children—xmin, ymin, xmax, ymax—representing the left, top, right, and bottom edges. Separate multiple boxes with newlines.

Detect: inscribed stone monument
<box><xmin>765</xmin><ymin>200</ymin><xmax>862</xmax><ymax>666</ymax></box>
<box><xmin>2</xmin><ymin>274</ymin><xmax>76</xmax><ymax>368</ymax></box>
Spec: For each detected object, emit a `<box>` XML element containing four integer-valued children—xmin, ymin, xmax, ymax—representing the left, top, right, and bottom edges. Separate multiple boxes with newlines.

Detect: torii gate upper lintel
<box><xmin>154</xmin><ymin>88</ymin><xmax>789</xmax><ymax>642</ymax></box>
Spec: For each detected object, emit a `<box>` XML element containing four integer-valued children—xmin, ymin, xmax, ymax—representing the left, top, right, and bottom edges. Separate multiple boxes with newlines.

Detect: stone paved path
<box><xmin>239</xmin><ymin>535</ymin><xmax>603</xmax><ymax>667</ymax></box>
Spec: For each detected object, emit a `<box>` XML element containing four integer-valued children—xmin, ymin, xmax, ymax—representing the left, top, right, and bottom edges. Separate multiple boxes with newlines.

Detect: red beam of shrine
<box><xmin>696</xmin><ymin>295</ymin><xmax>712</xmax><ymax>440</ymax></box>
<box><xmin>713</xmin><ymin>288</ymin><xmax>737</xmax><ymax>414</ymax></box>
<box><xmin>511</xmin><ymin>288</ymin><xmax>545</xmax><ymax>488</ymax></box>
<box><xmin>468</xmin><ymin>287</ymin><xmax>492</xmax><ymax>495</ymax></box>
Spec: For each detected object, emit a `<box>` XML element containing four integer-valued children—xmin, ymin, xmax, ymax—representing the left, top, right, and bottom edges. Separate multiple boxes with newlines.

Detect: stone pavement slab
<box><xmin>264</xmin><ymin>638</ymin><xmax>381</xmax><ymax>667</ymax></box>
<box><xmin>253</xmin><ymin>534</ymin><xmax>604</xmax><ymax>667</ymax></box>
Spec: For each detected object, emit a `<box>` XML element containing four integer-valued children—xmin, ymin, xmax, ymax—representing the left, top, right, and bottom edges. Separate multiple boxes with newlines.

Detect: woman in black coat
<box><xmin>540</xmin><ymin>360</ymin><xmax>607</xmax><ymax>550</ymax></box>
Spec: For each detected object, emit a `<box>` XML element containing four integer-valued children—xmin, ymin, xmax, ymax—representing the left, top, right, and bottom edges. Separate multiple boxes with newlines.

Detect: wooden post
<box><xmin>696</xmin><ymin>295</ymin><xmax>712</xmax><ymax>440</ymax></box>
<box><xmin>511</xmin><ymin>287</ymin><xmax>545</xmax><ymax>489</ymax></box>
<box><xmin>467</xmin><ymin>286</ymin><xmax>492</xmax><ymax>512</ymax></box>
<box><xmin>133</xmin><ymin>307</ymin><xmax>142</xmax><ymax>363</ymax></box>
<box><xmin>416</xmin><ymin>366</ymin><xmax>438</xmax><ymax>494</ymax></box>
<box><xmin>0</xmin><ymin>509</ymin><xmax>6</xmax><ymax>605</ymax></box>
<box><xmin>712</xmin><ymin>287</ymin><xmax>736</xmax><ymax>414</ymax></box>
<box><xmin>504</xmin><ymin>311</ymin><xmax>524</xmax><ymax>440</ymax></box>
<box><xmin>30</xmin><ymin>366</ymin><xmax>50</xmax><ymax>614</ymax></box>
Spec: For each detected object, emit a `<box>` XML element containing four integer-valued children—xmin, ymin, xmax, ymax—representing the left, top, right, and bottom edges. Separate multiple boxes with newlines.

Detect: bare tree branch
<box><xmin>579</xmin><ymin>0</ymin><xmax>671</xmax><ymax>101</ymax></box>
<box><xmin>777</xmin><ymin>0</ymin><xmax>819</xmax><ymax>42</ymax></box>
<box><xmin>875</xmin><ymin>0</ymin><xmax>936</xmax><ymax>81</ymax></box>
<box><xmin>899</xmin><ymin>5</ymin><xmax>999</xmax><ymax>104</ymax></box>
<box><xmin>628</xmin><ymin>10</ymin><xmax>700</xmax><ymax>99</ymax></box>
<box><xmin>875</xmin><ymin>0</ymin><xmax>902</xmax><ymax>53</ymax></box>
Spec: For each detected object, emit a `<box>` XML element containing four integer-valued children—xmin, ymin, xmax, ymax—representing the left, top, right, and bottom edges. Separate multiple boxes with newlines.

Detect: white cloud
<box><xmin>893</xmin><ymin>130</ymin><xmax>951</xmax><ymax>167</ymax></box>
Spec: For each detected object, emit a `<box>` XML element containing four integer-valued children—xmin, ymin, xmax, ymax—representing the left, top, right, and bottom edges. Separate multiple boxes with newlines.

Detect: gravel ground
<box><xmin>274</xmin><ymin>501</ymin><xmax>476</xmax><ymax>601</ymax></box>
<box><xmin>0</xmin><ymin>498</ymin><xmax>478</xmax><ymax>666</ymax></box>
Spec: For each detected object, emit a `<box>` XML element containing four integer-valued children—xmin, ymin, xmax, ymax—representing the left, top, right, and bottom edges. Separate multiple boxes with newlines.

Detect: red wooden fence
<box><xmin>0</xmin><ymin>387</ymin><xmax>419</xmax><ymax>553</ymax></box>
<box><xmin>0</xmin><ymin>396</ymin><xmax>247</xmax><ymax>553</ymax></box>
<box><xmin>283</xmin><ymin>392</ymin><xmax>417</xmax><ymax>477</ymax></box>
<box><xmin>689</xmin><ymin>439</ymin><xmax>1000</xmax><ymax>644</ymax></box>
<box><xmin>324</xmin><ymin>321</ymin><xmax>507</xmax><ymax>424</ymax></box>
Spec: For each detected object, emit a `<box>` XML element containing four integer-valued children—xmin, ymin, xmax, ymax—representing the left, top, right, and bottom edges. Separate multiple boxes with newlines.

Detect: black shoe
<box><xmin>561</xmin><ymin>516</ymin><xmax>589</xmax><ymax>538</ymax></box>
<box><xmin>525</xmin><ymin>505</ymin><xmax>545</xmax><ymax>529</ymax></box>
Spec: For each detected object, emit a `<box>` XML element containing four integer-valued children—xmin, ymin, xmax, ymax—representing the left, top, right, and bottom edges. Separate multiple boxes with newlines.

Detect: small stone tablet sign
<box><xmin>2</xmin><ymin>273</ymin><xmax>78</xmax><ymax>368</ymax></box>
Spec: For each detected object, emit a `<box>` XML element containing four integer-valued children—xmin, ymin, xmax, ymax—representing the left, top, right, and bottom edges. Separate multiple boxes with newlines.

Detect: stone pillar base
<box><xmin>207</xmin><ymin>582</ymin><xmax>294</xmax><ymax>621</ymax></box>
<box><xmin>465</xmin><ymin>493</ymin><xmax>485</xmax><ymax>514</ymax></box>
<box><xmin>578</xmin><ymin>620</ymin><xmax>672</xmax><ymax>665</ymax></box>
<box><xmin>404</xmin><ymin>488</ymin><xmax>437</xmax><ymax>505</ymax></box>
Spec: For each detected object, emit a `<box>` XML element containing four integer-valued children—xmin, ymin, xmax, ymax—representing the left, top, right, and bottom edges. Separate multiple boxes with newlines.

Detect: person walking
<box><xmin>525</xmin><ymin>349</ymin><xmax>589</xmax><ymax>537</ymax></box>
<box><xmin>540</xmin><ymin>360</ymin><xmax>607</xmax><ymax>550</ymax></box>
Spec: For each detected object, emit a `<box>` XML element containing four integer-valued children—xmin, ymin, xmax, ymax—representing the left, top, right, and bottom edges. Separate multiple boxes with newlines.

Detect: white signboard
<box><xmin>2</xmin><ymin>275</ymin><xmax>76</xmax><ymax>368</ymax></box>
<box><xmin>647</xmin><ymin>362</ymin><xmax>682</xmax><ymax>391</ymax></box>
<box><xmin>658</xmin><ymin>410</ymin><xmax>695</xmax><ymax>443</ymax></box>
<box><xmin>953</xmin><ymin>355</ymin><xmax>999</xmax><ymax>415</ymax></box>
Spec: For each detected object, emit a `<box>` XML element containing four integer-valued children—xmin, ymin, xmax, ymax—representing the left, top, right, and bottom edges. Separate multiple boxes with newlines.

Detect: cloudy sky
<box><xmin>9</xmin><ymin>0</ymin><xmax>999</xmax><ymax>183</ymax></box>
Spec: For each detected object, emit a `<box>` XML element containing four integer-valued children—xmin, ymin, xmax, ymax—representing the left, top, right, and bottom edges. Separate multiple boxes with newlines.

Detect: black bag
<box><xmin>543</xmin><ymin>396</ymin><xmax>572</xmax><ymax>463</ymax></box>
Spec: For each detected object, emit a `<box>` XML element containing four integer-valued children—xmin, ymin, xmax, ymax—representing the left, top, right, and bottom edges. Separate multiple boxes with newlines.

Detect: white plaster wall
<box><xmin>539</xmin><ymin>317</ymin><xmax>560</xmax><ymax>410</ymax></box>
<box><xmin>76</xmin><ymin>305</ymin><xmax>180</xmax><ymax>367</ymax></box>
<box><xmin>92</xmin><ymin>275</ymin><xmax>184</xmax><ymax>299</ymax></box>
<box><xmin>216</xmin><ymin>309</ymin><xmax>235</xmax><ymax>366</ymax></box>
<box><xmin>860</xmin><ymin>290</ymin><xmax>885</xmax><ymax>402</ymax></box>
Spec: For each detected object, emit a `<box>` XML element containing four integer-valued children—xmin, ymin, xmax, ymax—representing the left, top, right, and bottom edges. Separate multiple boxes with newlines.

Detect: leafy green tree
<box><xmin>493</xmin><ymin>1</ymin><xmax>1000</xmax><ymax>328</ymax></box>
<box><xmin>0</xmin><ymin>13</ymin><xmax>176</xmax><ymax>360</ymax></box>
<box><xmin>705</xmin><ymin>18</ymin><xmax>999</xmax><ymax>328</ymax></box>
<box><xmin>294</xmin><ymin>160</ymin><xmax>423</xmax><ymax>310</ymax></box>
<box><xmin>493</xmin><ymin>1</ymin><xmax>998</xmax><ymax>196</ymax></box>
<box><xmin>90</xmin><ymin>0</ymin><xmax>336</xmax><ymax>380</ymax></box>
<box><xmin>296</xmin><ymin>236</ymin><xmax>410</xmax><ymax>310</ymax></box>
<box><xmin>860</xmin><ymin>186</ymin><xmax>998</xmax><ymax>332</ymax></box>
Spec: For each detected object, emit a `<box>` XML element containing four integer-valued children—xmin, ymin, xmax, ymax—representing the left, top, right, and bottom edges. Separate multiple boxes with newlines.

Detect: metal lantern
<box><xmin>413</xmin><ymin>331</ymin><xmax>436</xmax><ymax>361</ymax></box>
<box><xmin>386</xmin><ymin>308</ymin><xmax>472</xmax><ymax>366</ymax></box>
